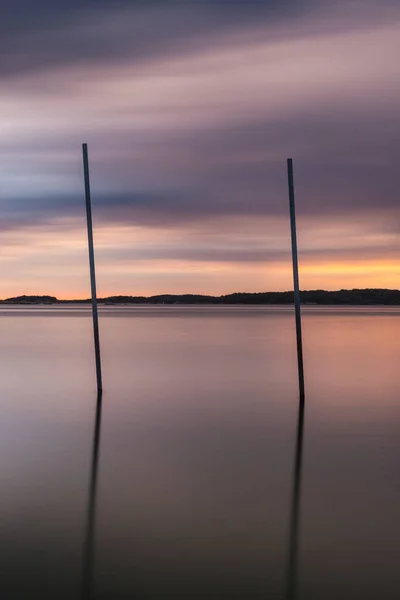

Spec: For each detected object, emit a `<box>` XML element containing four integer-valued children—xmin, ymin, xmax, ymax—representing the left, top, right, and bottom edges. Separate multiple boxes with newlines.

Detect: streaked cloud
<box><xmin>1</xmin><ymin>0</ymin><xmax>400</xmax><ymax>296</ymax></box>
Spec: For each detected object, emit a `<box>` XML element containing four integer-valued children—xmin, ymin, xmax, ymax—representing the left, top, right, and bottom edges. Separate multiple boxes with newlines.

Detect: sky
<box><xmin>1</xmin><ymin>0</ymin><xmax>400</xmax><ymax>298</ymax></box>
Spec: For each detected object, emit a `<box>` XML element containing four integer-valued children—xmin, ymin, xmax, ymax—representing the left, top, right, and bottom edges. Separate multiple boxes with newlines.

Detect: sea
<box><xmin>0</xmin><ymin>305</ymin><xmax>399</xmax><ymax>599</ymax></box>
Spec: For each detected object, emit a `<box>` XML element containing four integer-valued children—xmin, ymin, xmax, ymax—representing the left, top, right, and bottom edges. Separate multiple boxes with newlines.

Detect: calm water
<box><xmin>0</xmin><ymin>305</ymin><xmax>399</xmax><ymax>599</ymax></box>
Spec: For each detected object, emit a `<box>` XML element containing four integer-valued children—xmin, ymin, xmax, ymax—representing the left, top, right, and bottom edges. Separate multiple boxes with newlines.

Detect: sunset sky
<box><xmin>1</xmin><ymin>0</ymin><xmax>400</xmax><ymax>298</ymax></box>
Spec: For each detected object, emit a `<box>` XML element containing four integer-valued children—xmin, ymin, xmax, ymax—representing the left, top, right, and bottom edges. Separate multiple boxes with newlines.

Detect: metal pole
<box><xmin>82</xmin><ymin>143</ymin><xmax>103</xmax><ymax>393</ymax></box>
<box><xmin>287</xmin><ymin>158</ymin><xmax>305</xmax><ymax>402</ymax></box>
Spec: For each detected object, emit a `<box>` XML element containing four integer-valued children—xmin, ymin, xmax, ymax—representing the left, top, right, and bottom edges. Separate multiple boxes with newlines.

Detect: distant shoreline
<box><xmin>2</xmin><ymin>289</ymin><xmax>400</xmax><ymax>306</ymax></box>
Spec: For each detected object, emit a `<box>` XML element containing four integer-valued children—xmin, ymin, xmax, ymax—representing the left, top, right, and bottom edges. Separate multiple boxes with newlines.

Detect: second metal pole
<box><xmin>83</xmin><ymin>143</ymin><xmax>103</xmax><ymax>394</ymax></box>
<box><xmin>287</xmin><ymin>158</ymin><xmax>305</xmax><ymax>402</ymax></box>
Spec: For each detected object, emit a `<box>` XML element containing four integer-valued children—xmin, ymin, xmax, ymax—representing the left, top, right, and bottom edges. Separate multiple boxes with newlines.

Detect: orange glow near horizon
<box><xmin>1</xmin><ymin>219</ymin><xmax>400</xmax><ymax>299</ymax></box>
<box><xmin>1</xmin><ymin>257</ymin><xmax>400</xmax><ymax>300</ymax></box>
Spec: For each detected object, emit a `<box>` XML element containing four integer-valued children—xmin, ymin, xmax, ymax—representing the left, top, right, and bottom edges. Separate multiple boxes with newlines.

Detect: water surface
<box><xmin>0</xmin><ymin>305</ymin><xmax>399</xmax><ymax>599</ymax></box>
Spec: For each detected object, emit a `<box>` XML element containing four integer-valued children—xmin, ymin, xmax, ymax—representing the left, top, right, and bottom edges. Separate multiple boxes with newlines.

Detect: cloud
<box><xmin>1</xmin><ymin>0</ymin><xmax>300</xmax><ymax>78</ymax></box>
<box><xmin>2</xmin><ymin>1</ymin><xmax>399</xmax><ymax>80</ymax></box>
<box><xmin>1</xmin><ymin>0</ymin><xmax>400</xmax><ymax>294</ymax></box>
<box><xmin>2</xmin><ymin>103</ymin><xmax>400</xmax><ymax>232</ymax></box>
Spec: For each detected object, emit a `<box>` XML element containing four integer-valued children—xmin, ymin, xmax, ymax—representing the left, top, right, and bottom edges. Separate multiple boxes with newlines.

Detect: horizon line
<box><xmin>1</xmin><ymin>288</ymin><xmax>400</xmax><ymax>303</ymax></box>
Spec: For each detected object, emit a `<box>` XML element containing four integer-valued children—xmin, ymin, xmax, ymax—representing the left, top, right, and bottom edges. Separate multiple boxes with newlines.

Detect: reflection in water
<box><xmin>286</xmin><ymin>399</ymin><xmax>305</xmax><ymax>600</ymax></box>
<box><xmin>2</xmin><ymin>308</ymin><xmax>400</xmax><ymax>598</ymax></box>
<box><xmin>81</xmin><ymin>393</ymin><xmax>103</xmax><ymax>599</ymax></box>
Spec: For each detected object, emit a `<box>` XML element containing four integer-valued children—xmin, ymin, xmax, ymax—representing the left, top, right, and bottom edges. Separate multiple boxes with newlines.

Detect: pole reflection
<box><xmin>285</xmin><ymin>399</ymin><xmax>305</xmax><ymax>600</ymax></box>
<box><xmin>81</xmin><ymin>392</ymin><xmax>103</xmax><ymax>600</ymax></box>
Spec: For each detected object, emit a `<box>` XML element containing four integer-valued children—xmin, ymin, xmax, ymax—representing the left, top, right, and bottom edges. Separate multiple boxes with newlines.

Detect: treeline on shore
<box><xmin>2</xmin><ymin>289</ymin><xmax>400</xmax><ymax>305</ymax></box>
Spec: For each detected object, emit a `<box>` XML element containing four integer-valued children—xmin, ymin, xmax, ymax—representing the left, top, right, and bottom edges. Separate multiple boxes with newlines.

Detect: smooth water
<box><xmin>0</xmin><ymin>305</ymin><xmax>399</xmax><ymax>599</ymax></box>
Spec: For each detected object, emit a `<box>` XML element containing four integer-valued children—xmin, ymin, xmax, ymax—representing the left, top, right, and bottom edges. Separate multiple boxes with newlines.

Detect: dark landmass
<box><xmin>2</xmin><ymin>289</ymin><xmax>400</xmax><ymax>305</ymax></box>
<box><xmin>2</xmin><ymin>295</ymin><xmax>59</xmax><ymax>304</ymax></box>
